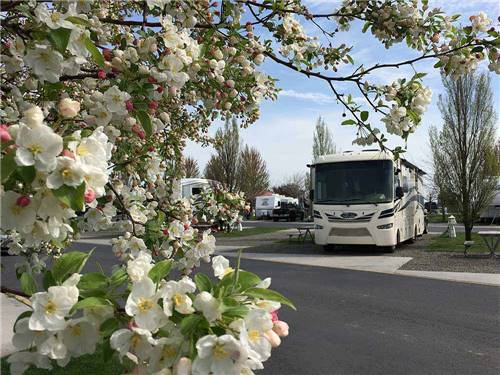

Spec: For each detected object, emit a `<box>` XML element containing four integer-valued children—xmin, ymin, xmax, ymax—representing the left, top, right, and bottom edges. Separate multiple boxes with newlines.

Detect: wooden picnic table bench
<box><xmin>288</xmin><ymin>225</ymin><xmax>314</xmax><ymax>243</ymax></box>
<box><xmin>477</xmin><ymin>231</ymin><xmax>500</xmax><ymax>257</ymax></box>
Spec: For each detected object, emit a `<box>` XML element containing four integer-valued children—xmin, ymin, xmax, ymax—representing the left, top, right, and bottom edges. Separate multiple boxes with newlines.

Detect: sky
<box><xmin>185</xmin><ymin>0</ymin><xmax>500</xmax><ymax>186</ymax></box>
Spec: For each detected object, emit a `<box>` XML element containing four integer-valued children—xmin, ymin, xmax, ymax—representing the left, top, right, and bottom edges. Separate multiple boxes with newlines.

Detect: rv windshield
<box><xmin>315</xmin><ymin>160</ymin><xmax>393</xmax><ymax>205</ymax></box>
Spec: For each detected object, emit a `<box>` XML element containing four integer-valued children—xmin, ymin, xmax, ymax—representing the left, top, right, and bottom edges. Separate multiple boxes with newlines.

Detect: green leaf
<box><xmin>360</xmin><ymin>111</ymin><xmax>369</xmax><ymax>122</ymax></box>
<box><xmin>341</xmin><ymin>119</ymin><xmax>356</xmax><ymax>126</ymax></box>
<box><xmin>78</xmin><ymin>272</ymin><xmax>108</xmax><ymax>290</ymax></box>
<box><xmin>43</xmin><ymin>82</ymin><xmax>63</xmax><ymax>101</ymax></box>
<box><xmin>223</xmin><ymin>305</ymin><xmax>249</xmax><ymax>318</ymax></box>
<box><xmin>72</xmin><ymin>297</ymin><xmax>112</xmax><ymax>312</ymax></box>
<box><xmin>100</xmin><ymin>317</ymin><xmax>120</xmax><ymax>337</ymax></box>
<box><xmin>42</xmin><ymin>271</ymin><xmax>56</xmax><ymax>290</ymax></box>
<box><xmin>13</xmin><ymin>311</ymin><xmax>33</xmax><ymax>332</ymax></box>
<box><xmin>148</xmin><ymin>260</ymin><xmax>173</xmax><ymax>284</ymax></box>
<box><xmin>66</xmin><ymin>16</ymin><xmax>92</xmax><ymax>27</ymax></box>
<box><xmin>245</xmin><ymin>288</ymin><xmax>296</xmax><ymax>310</ymax></box>
<box><xmin>236</xmin><ymin>270</ymin><xmax>261</xmax><ymax>291</ymax></box>
<box><xmin>1</xmin><ymin>152</ymin><xmax>17</xmax><ymax>183</ymax></box>
<box><xmin>52</xmin><ymin>251</ymin><xmax>92</xmax><ymax>284</ymax></box>
<box><xmin>48</xmin><ymin>28</ymin><xmax>72</xmax><ymax>53</ymax></box>
<box><xmin>52</xmin><ymin>182</ymin><xmax>86</xmax><ymax>211</ymax></box>
<box><xmin>412</xmin><ymin>72</ymin><xmax>427</xmax><ymax>80</ymax></box>
<box><xmin>362</xmin><ymin>22</ymin><xmax>370</xmax><ymax>33</ymax></box>
<box><xmin>194</xmin><ymin>273</ymin><xmax>213</xmax><ymax>292</ymax></box>
<box><xmin>109</xmin><ymin>267</ymin><xmax>128</xmax><ymax>288</ymax></box>
<box><xmin>433</xmin><ymin>61</ymin><xmax>444</xmax><ymax>68</ymax></box>
<box><xmin>136</xmin><ymin>110</ymin><xmax>153</xmax><ymax>137</ymax></box>
<box><xmin>84</xmin><ymin>36</ymin><xmax>105</xmax><ymax>68</ymax></box>
<box><xmin>17</xmin><ymin>166</ymin><xmax>36</xmax><ymax>184</ymax></box>
<box><xmin>180</xmin><ymin>314</ymin><xmax>205</xmax><ymax>336</ymax></box>
<box><xmin>20</xmin><ymin>272</ymin><xmax>37</xmax><ymax>296</ymax></box>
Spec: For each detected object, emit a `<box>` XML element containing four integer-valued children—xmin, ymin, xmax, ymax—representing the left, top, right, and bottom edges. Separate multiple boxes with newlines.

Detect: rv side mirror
<box><xmin>309</xmin><ymin>189</ymin><xmax>314</xmax><ymax>201</ymax></box>
<box><xmin>395</xmin><ymin>186</ymin><xmax>404</xmax><ymax>199</ymax></box>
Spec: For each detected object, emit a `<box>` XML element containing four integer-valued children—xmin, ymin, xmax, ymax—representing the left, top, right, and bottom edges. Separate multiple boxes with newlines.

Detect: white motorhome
<box><xmin>310</xmin><ymin>150</ymin><xmax>426</xmax><ymax>252</ymax></box>
<box><xmin>480</xmin><ymin>178</ymin><xmax>500</xmax><ymax>222</ymax></box>
<box><xmin>180</xmin><ymin>178</ymin><xmax>218</xmax><ymax>199</ymax></box>
<box><xmin>255</xmin><ymin>194</ymin><xmax>289</xmax><ymax>218</ymax></box>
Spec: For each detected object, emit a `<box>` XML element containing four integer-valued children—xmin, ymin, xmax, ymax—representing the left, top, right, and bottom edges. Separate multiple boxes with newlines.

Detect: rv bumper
<box><xmin>314</xmin><ymin>224</ymin><xmax>396</xmax><ymax>247</ymax></box>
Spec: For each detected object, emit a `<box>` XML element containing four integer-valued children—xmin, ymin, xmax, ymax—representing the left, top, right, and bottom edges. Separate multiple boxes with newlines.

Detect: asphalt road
<box><xmin>2</xmin><ymin>241</ymin><xmax>499</xmax><ymax>375</ymax></box>
<box><xmin>243</xmin><ymin>220</ymin><xmax>500</xmax><ymax>233</ymax></box>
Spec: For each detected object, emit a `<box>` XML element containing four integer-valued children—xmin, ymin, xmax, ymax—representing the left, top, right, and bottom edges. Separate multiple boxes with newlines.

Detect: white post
<box><xmin>448</xmin><ymin>215</ymin><xmax>456</xmax><ymax>238</ymax></box>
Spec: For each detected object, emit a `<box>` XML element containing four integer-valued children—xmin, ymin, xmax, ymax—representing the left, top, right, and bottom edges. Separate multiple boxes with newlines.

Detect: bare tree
<box><xmin>204</xmin><ymin>117</ymin><xmax>241</xmax><ymax>192</ymax></box>
<box><xmin>237</xmin><ymin>145</ymin><xmax>270</xmax><ymax>202</ymax></box>
<box><xmin>430</xmin><ymin>72</ymin><xmax>499</xmax><ymax>240</ymax></box>
<box><xmin>182</xmin><ymin>156</ymin><xmax>200</xmax><ymax>178</ymax></box>
<box><xmin>313</xmin><ymin>117</ymin><xmax>336</xmax><ymax>160</ymax></box>
<box><xmin>273</xmin><ymin>173</ymin><xmax>307</xmax><ymax>198</ymax></box>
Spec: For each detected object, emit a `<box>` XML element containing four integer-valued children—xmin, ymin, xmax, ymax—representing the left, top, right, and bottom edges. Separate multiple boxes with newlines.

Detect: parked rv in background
<box><xmin>255</xmin><ymin>194</ymin><xmax>298</xmax><ymax>218</ymax></box>
<box><xmin>480</xmin><ymin>179</ymin><xmax>500</xmax><ymax>223</ymax></box>
<box><xmin>309</xmin><ymin>150</ymin><xmax>426</xmax><ymax>252</ymax></box>
<box><xmin>180</xmin><ymin>178</ymin><xmax>218</xmax><ymax>199</ymax></box>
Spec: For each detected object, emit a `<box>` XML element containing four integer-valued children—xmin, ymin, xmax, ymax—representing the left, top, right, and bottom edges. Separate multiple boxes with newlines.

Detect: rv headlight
<box><xmin>315</xmin><ymin>224</ymin><xmax>324</xmax><ymax>230</ymax></box>
<box><xmin>377</xmin><ymin>223</ymin><xmax>393</xmax><ymax>229</ymax></box>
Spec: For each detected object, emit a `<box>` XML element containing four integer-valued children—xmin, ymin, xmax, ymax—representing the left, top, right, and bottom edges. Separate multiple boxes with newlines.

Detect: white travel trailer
<box><xmin>255</xmin><ymin>194</ymin><xmax>289</xmax><ymax>218</ymax></box>
<box><xmin>180</xmin><ymin>178</ymin><xmax>218</xmax><ymax>199</ymax></box>
<box><xmin>309</xmin><ymin>150</ymin><xmax>426</xmax><ymax>252</ymax></box>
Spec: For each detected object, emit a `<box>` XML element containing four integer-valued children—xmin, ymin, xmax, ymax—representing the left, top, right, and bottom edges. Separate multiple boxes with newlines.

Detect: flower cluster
<box><xmin>380</xmin><ymin>77</ymin><xmax>432</xmax><ymax>137</ymax></box>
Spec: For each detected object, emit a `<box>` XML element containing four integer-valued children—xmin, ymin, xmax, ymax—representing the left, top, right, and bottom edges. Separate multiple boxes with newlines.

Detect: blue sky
<box><xmin>185</xmin><ymin>0</ymin><xmax>500</xmax><ymax>185</ymax></box>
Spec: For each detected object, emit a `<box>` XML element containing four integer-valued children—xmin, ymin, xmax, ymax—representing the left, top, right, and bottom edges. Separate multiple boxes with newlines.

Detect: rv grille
<box><xmin>325</xmin><ymin>212</ymin><xmax>374</xmax><ymax>222</ymax></box>
<box><xmin>329</xmin><ymin>227</ymin><xmax>371</xmax><ymax>237</ymax></box>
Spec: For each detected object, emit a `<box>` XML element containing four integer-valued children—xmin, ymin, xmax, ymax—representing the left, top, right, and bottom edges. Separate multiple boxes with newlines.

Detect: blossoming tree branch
<box><xmin>0</xmin><ymin>0</ymin><xmax>498</xmax><ymax>374</ymax></box>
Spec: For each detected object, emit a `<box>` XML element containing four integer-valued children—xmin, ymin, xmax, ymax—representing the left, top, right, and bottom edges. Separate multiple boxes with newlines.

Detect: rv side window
<box><xmin>402</xmin><ymin>176</ymin><xmax>409</xmax><ymax>193</ymax></box>
<box><xmin>277</xmin><ymin>201</ymin><xmax>281</xmax><ymax>207</ymax></box>
<box><xmin>192</xmin><ymin>187</ymin><xmax>202</xmax><ymax>195</ymax></box>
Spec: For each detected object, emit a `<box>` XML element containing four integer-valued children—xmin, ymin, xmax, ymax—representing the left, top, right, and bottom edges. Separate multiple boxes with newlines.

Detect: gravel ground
<box><xmin>217</xmin><ymin>234</ymin><xmax>500</xmax><ymax>274</ymax></box>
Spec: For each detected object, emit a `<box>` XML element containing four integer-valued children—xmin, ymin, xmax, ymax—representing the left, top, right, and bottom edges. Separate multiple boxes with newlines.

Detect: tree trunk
<box><xmin>441</xmin><ymin>198</ymin><xmax>446</xmax><ymax>222</ymax></box>
<box><xmin>464</xmin><ymin>221</ymin><xmax>473</xmax><ymax>241</ymax></box>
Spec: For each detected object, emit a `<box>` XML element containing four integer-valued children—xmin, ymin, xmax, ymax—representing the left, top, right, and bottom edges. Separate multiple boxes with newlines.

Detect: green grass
<box><xmin>426</xmin><ymin>213</ymin><xmax>462</xmax><ymax>223</ymax></box>
<box><xmin>427</xmin><ymin>233</ymin><xmax>490</xmax><ymax>254</ymax></box>
<box><xmin>1</xmin><ymin>346</ymin><xmax>124</xmax><ymax>375</ymax></box>
<box><xmin>214</xmin><ymin>226</ymin><xmax>286</xmax><ymax>238</ymax></box>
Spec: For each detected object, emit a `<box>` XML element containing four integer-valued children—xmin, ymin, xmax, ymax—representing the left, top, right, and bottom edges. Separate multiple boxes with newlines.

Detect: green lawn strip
<box><xmin>215</xmin><ymin>226</ymin><xmax>286</xmax><ymax>238</ymax></box>
<box><xmin>427</xmin><ymin>233</ymin><xmax>490</xmax><ymax>254</ymax></box>
<box><xmin>1</xmin><ymin>346</ymin><xmax>124</xmax><ymax>375</ymax></box>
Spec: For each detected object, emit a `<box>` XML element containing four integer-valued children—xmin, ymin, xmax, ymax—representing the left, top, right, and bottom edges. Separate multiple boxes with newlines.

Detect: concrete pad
<box><xmin>226</xmin><ymin>253</ymin><xmax>413</xmax><ymax>274</ymax></box>
<box><xmin>1</xmin><ymin>293</ymin><xmax>29</xmax><ymax>356</ymax></box>
<box><xmin>395</xmin><ymin>270</ymin><xmax>500</xmax><ymax>286</ymax></box>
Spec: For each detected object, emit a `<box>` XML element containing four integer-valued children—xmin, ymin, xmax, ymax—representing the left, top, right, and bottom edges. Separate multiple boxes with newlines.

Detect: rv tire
<box><xmin>385</xmin><ymin>245</ymin><xmax>396</xmax><ymax>253</ymax></box>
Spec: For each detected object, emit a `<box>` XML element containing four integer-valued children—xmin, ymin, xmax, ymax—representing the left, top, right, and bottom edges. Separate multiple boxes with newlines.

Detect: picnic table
<box><xmin>477</xmin><ymin>231</ymin><xmax>500</xmax><ymax>257</ymax></box>
<box><xmin>288</xmin><ymin>225</ymin><xmax>315</xmax><ymax>243</ymax></box>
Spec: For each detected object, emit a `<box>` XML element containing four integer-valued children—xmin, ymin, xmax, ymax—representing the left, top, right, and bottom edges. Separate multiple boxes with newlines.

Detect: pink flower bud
<box><xmin>273</xmin><ymin>321</ymin><xmax>289</xmax><ymax>337</ymax></box>
<box><xmin>16</xmin><ymin>195</ymin><xmax>31</xmax><ymax>207</ymax></box>
<box><xmin>148</xmin><ymin>100</ymin><xmax>158</xmax><ymax>110</ymax></box>
<box><xmin>148</xmin><ymin>76</ymin><xmax>157</xmax><ymax>83</ymax></box>
<box><xmin>156</xmin><ymin>86</ymin><xmax>164</xmax><ymax>93</ymax></box>
<box><xmin>61</xmin><ymin>149</ymin><xmax>75</xmax><ymax>159</ymax></box>
<box><xmin>183</xmin><ymin>223</ymin><xmax>190</xmax><ymax>230</ymax></box>
<box><xmin>97</xmin><ymin>70</ymin><xmax>106</xmax><ymax>79</ymax></box>
<box><xmin>264</xmin><ymin>330</ymin><xmax>281</xmax><ymax>348</ymax></box>
<box><xmin>191</xmin><ymin>217</ymin><xmax>199</xmax><ymax>225</ymax></box>
<box><xmin>84</xmin><ymin>188</ymin><xmax>96</xmax><ymax>203</ymax></box>
<box><xmin>173</xmin><ymin>357</ymin><xmax>192</xmax><ymax>375</ymax></box>
<box><xmin>162</xmin><ymin>229</ymin><xmax>169</xmax><ymax>236</ymax></box>
<box><xmin>125</xmin><ymin>100</ymin><xmax>134</xmax><ymax>111</ymax></box>
<box><xmin>270</xmin><ymin>310</ymin><xmax>279</xmax><ymax>322</ymax></box>
<box><xmin>0</xmin><ymin>125</ymin><xmax>11</xmax><ymax>142</ymax></box>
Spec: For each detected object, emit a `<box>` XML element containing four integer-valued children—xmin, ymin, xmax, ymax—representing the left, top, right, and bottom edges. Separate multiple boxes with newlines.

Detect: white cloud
<box><xmin>279</xmin><ymin>89</ymin><xmax>335</xmax><ymax>103</ymax></box>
